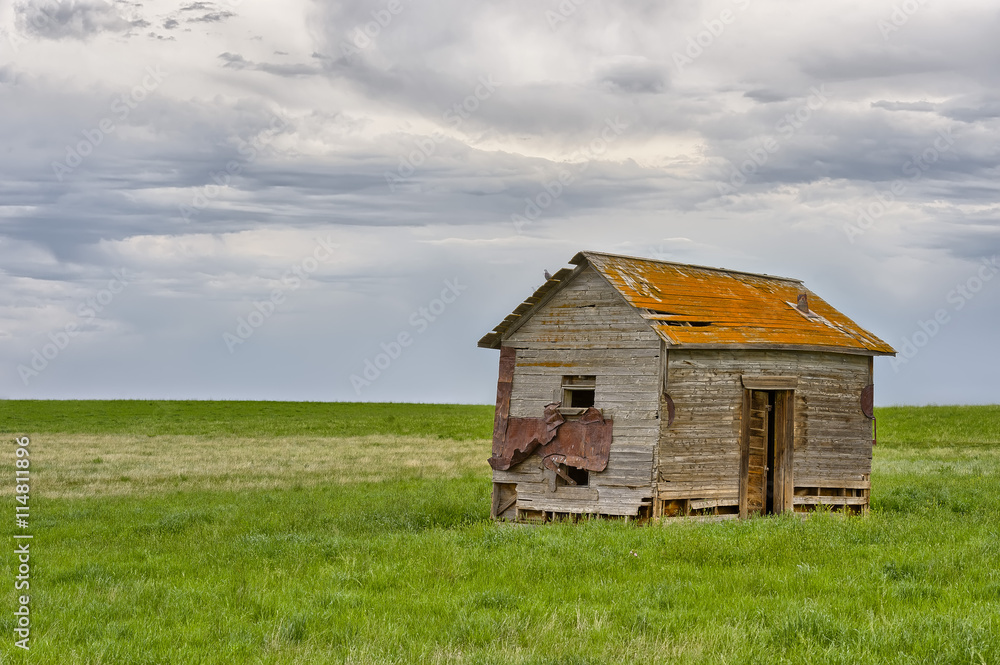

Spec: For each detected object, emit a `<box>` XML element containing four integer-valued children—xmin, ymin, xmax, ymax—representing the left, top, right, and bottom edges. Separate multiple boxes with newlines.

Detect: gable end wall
<box><xmin>497</xmin><ymin>266</ymin><xmax>662</xmax><ymax>516</ymax></box>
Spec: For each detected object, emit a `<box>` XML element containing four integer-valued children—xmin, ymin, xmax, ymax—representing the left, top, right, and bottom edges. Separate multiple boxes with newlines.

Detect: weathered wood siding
<box><xmin>498</xmin><ymin>266</ymin><xmax>662</xmax><ymax>517</ymax></box>
<box><xmin>658</xmin><ymin>350</ymin><xmax>873</xmax><ymax>502</ymax></box>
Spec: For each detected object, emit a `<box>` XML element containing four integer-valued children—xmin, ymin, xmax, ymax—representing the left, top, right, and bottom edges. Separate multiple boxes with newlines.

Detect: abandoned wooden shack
<box><xmin>479</xmin><ymin>251</ymin><xmax>896</xmax><ymax>522</ymax></box>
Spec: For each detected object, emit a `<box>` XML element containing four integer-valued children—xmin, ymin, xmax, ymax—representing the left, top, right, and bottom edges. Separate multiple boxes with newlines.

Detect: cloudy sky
<box><xmin>1</xmin><ymin>0</ymin><xmax>998</xmax><ymax>405</ymax></box>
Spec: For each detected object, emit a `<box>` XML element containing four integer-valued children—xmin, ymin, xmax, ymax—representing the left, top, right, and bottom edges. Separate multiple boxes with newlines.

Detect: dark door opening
<box><xmin>764</xmin><ymin>391</ymin><xmax>776</xmax><ymax>514</ymax></box>
<box><xmin>741</xmin><ymin>388</ymin><xmax>794</xmax><ymax>517</ymax></box>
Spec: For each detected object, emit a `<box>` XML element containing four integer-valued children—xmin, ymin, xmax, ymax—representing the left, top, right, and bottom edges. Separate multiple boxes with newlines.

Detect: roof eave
<box><xmin>476</xmin><ymin>260</ymin><xmax>592</xmax><ymax>350</ymax></box>
<box><xmin>660</xmin><ymin>340</ymin><xmax>896</xmax><ymax>356</ymax></box>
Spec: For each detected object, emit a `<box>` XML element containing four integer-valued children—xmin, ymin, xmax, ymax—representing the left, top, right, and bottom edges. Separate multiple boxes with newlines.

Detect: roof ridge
<box><xmin>479</xmin><ymin>251</ymin><xmax>895</xmax><ymax>355</ymax></box>
<box><xmin>573</xmin><ymin>250</ymin><xmax>804</xmax><ymax>284</ymax></box>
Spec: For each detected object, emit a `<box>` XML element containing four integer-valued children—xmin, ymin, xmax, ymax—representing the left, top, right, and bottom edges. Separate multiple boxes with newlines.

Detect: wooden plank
<box><xmin>778</xmin><ymin>389</ymin><xmax>796</xmax><ymax>513</ymax></box>
<box><xmin>658</xmin><ymin>487</ymin><xmax>740</xmax><ymax>500</ymax></box>
<box><xmin>491</xmin><ymin>483</ymin><xmax>501</xmax><ymax>518</ymax></box>
<box><xmin>501</xmin><ymin>263</ymin><xmax>588</xmax><ymax>340</ymax></box>
<box><xmin>749</xmin><ymin>390</ymin><xmax>767</xmax><ymax>515</ymax></box>
<box><xmin>742</xmin><ymin>375</ymin><xmax>799</xmax><ymax>390</ymax></box>
<box><xmin>793</xmin><ymin>496</ymin><xmax>867</xmax><ymax>506</ymax></box>
<box><xmin>689</xmin><ymin>498</ymin><xmax>740</xmax><ymax>510</ymax></box>
<box><xmin>658</xmin><ymin>513</ymin><xmax>740</xmax><ymax>523</ymax></box>
<box><xmin>738</xmin><ymin>387</ymin><xmax>750</xmax><ymax>518</ymax></box>
<box><xmin>491</xmin><ymin>482</ymin><xmax>517</xmax><ymax>519</ymax></box>
<box><xmin>506</xmin><ymin>266</ymin><xmax>661</xmax><ymax>350</ymax></box>
<box><xmin>793</xmin><ymin>479</ymin><xmax>871</xmax><ymax>489</ymax></box>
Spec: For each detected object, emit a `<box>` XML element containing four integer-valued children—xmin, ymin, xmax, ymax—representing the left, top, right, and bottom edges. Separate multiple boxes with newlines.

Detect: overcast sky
<box><xmin>1</xmin><ymin>0</ymin><xmax>998</xmax><ymax>405</ymax></box>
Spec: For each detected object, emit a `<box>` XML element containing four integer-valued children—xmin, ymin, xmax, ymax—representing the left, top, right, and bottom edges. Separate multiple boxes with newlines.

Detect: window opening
<box><xmin>561</xmin><ymin>375</ymin><xmax>595</xmax><ymax>408</ymax></box>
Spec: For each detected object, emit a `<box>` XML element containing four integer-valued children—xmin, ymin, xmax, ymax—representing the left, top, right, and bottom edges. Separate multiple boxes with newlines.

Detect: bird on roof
<box><xmin>544</xmin><ymin>269</ymin><xmax>553</xmax><ymax>280</ymax></box>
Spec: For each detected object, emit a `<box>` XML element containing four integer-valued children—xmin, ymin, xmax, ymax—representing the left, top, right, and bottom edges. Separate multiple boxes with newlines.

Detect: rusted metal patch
<box><xmin>861</xmin><ymin>383</ymin><xmax>877</xmax><ymax>446</ymax></box>
<box><xmin>489</xmin><ymin>403</ymin><xmax>613</xmax><ymax>474</ymax></box>
<box><xmin>491</xmin><ymin>346</ymin><xmax>516</xmax><ymax>457</ymax></box>
<box><xmin>663</xmin><ymin>393</ymin><xmax>675</xmax><ymax>427</ymax></box>
<box><xmin>493</xmin><ymin>403</ymin><xmax>563</xmax><ymax>470</ymax></box>
<box><xmin>860</xmin><ymin>384</ymin><xmax>874</xmax><ymax>419</ymax></box>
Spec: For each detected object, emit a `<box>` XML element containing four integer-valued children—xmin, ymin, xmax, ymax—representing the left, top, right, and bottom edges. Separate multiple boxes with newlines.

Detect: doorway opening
<box><xmin>740</xmin><ymin>388</ymin><xmax>794</xmax><ymax>517</ymax></box>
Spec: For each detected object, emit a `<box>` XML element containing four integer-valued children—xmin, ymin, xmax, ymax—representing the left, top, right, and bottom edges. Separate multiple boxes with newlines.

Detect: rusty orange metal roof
<box><xmin>478</xmin><ymin>251</ymin><xmax>896</xmax><ymax>355</ymax></box>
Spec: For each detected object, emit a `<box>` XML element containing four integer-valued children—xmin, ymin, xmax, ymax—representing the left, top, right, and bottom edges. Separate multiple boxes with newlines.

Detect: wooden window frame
<box><xmin>560</xmin><ymin>375</ymin><xmax>596</xmax><ymax>413</ymax></box>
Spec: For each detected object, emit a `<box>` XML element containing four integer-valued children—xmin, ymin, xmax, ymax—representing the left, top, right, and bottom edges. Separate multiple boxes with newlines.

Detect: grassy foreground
<box><xmin>0</xmin><ymin>402</ymin><xmax>998</xmax><ymax>664</ymax></box>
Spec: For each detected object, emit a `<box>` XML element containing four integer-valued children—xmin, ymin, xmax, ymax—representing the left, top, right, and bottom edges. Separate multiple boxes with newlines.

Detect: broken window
<box><xmin>562</xmin><ymin>375</ymin><xmax>595</xmax><ymax>408</ymax></box>
<box><xmin>553</xmin><ymin>461</ymin><xmax>590</xmax><ymax>489</ymax></box>
<box><xmin>564</xmin><ymin>466</ymin><xmax>589</xmax><ymax>486</ymax></box>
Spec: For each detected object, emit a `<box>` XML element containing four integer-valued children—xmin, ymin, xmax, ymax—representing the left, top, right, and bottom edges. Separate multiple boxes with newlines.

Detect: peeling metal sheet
<box><xmin>491</xmin><ymin>346</ymin><xmax>516</xmax><ymax>457</ymax></box>
<box><xmin>489</xmin><ymin>403</ymin><xmax>613</xmax><ymax>474</ymax></box>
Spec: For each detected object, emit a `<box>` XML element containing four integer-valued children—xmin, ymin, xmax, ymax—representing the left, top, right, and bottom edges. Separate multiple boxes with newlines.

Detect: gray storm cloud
<box><xmin>0</xmin><ymin>0</ymin><xmax>997</xmax><ymax>404</ymax></box>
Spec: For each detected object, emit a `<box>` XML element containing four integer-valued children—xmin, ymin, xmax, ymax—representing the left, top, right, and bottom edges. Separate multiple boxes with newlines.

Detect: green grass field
<box><xmin>1</xmin><ymin>401</ymin><xmax>998</xmax><ymax>664</ymax></box>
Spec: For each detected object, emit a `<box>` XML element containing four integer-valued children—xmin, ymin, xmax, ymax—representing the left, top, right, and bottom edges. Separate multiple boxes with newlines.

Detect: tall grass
<box><xmin>5</xmin><ymin>400</ymin><xmax>996</xmax><ymax>447</ymax></box>
<box><xmin>877</xmin><ymin>404</ymin><xmax>1000</xmax><ymax>447</ymax></box>
<box><xmin>0</xmin><ymin>400</ymin><xmax>493</xmax><ymax>440</ymax></box>
<box><xmin>0</xmin><ymin>402</ymin><xmax>997</xmax><ymax>663</ymax></box>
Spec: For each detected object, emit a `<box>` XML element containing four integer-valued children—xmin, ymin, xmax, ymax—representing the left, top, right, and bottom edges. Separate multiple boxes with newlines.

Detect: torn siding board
<box><xmin>515</xmin><ymin>485</ymin><xmax>649</xmax><ymax>516</ymax></box>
